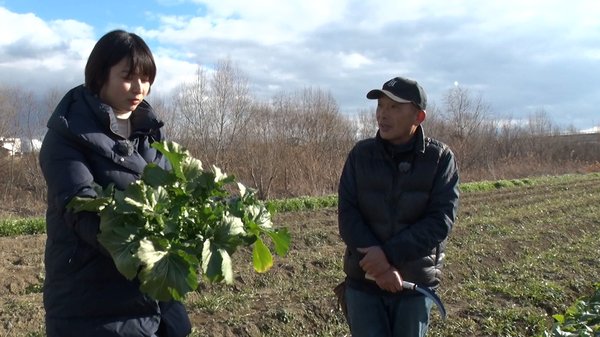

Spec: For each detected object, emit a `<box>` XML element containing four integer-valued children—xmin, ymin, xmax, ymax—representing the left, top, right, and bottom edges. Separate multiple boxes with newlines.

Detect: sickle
<box><xmin>402</xmin><ymin>281</ymin><xmax>447</xmax><ymax>320</ymax></box>
<box><xmin>365</xmin><ymin>273</ymin><xmax>447</xmax><ymax>320</ymax></box>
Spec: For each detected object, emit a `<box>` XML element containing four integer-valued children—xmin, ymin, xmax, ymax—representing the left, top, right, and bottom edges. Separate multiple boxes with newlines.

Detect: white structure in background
<box><xmin>21</xmin><ymin>138</ymin><xmax>42</xmax><ymax>153</ymax></box>
<box><xmin>0</xmin><ymin>137</ymin><xmax>42</xmax><ymax>156</ymax></box>
<box><xmin>581</xmin><ymin>126</ymin><xmax>600</xmax><ymax>134</ymax></box>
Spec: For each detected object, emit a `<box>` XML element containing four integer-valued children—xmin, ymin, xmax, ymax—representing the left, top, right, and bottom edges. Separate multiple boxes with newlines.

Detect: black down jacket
<box><xmin>338</xmin><ymin>126</ymin><xmax>460</xmax><ymax>295</ymax></box>
<box><xmin>39</xmin><ymin>85</ymin><xmax>191</xmax><ymax>337</ymax></box>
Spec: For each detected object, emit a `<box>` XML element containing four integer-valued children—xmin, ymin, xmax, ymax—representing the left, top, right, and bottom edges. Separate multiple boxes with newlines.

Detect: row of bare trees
<box><xmin>155</xmin><ymin>60</ymin><xmax>355</xmax><ymax>198</ymax></box>
<box><xmin>1</xmin><ymin>59</ymin><xmax>599</xmax><ymax>216</ymax></box>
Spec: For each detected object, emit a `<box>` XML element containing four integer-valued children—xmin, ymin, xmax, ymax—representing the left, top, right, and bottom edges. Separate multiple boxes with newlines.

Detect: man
<box><xmin>338</xmin><ymin>76</ymin><xmax>459</xmax><ymax>337</ymax></box>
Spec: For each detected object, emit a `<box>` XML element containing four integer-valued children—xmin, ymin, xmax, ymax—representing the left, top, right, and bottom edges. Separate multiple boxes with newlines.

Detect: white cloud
<box><xmin>1</xmin><ymin>1</ymin><xmax>600</xmax><ymax>131</ymax></box>
<box><xmin>0</xmin><ymin>8</ymin><xmax>44</xmax><ymax>44</ymax></box>
<box><xmin>0</xmin><ymin>8</ymin><xmax>93</xmax><ymax>51</ymax></box>
<box><xmin>143</xmin><ymin>0</ymin><xmax>350</xmax><ymax>46</ymax></box>
<box><xmin>190</xmin><ymin>0</ymin><xmax>345</xmax><ymax>27</ymax></box>
<box><xmin>339</xmin><ymin>52</ymin><xmax>372</xmax><ymax>69</ymax></box>
<box><xmin>0</xmin><ymin>7</ymin><xmax>94</xmax><ymax>87</ymax></box>
<box><xmin>152</xmin><ymin>54</ymin><xmax>199</xmax><ymax>94</ymax></box>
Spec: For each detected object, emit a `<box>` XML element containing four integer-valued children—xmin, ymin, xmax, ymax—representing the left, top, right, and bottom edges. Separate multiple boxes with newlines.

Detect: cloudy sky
<box><xmin>1</xmin><ymin>0</ymin><xmax>599</xmax><ymax>132</ymax></box>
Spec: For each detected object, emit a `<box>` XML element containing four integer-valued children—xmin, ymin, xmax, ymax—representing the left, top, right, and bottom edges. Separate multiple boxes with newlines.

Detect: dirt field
<box><xmin>1</xmin><ymin>173</ymin><xmax>600</xmax><ymax>337</ymax></box>
<box><xmin>0</xmin><ymin>209</ymin><xmax>347</xmax><ymax>337</ymax></box>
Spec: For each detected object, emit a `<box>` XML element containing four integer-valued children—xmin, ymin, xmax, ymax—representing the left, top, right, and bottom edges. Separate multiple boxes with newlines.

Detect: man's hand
<box><xmin>358</xmin><ymin>246</ymin><xmax>403</xmax><ymax>292</ymax></box>
<box><xmin>373</xmin><ymin>267</ymin><xmax>403</xmax><ymax>293</ymax></box>
<box><xmin>357</xmin><ymin>246</ymin><xmax>390</xmax><ymax>277</ymax></box>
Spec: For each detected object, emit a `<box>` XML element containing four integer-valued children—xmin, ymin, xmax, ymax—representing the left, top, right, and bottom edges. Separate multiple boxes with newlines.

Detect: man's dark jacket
<box><xmin>338</xmin><ymin>126</ymin><xmax>459</xmax><ymax>295</ymax></box>
<box><xmin>39</xmin><ymin>85</ymin><xmax>191</xmax><ymax>337</ymax></box>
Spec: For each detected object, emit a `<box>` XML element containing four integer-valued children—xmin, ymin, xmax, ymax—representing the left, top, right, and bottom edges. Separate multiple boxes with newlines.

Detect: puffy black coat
<box><xmin>338</xmin><ymin>126</ymin><xmax>459</xmax><ymax>294</ymax></box>
<box><xmin>39</xmin><ymin>85</ymin><xmax>190</xmax><ymax>337</ymax></box>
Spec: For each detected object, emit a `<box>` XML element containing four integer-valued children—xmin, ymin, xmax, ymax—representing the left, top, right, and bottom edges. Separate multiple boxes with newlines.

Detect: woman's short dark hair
<box><xmin>84</xmin><ymin>30</ymin><xmax>157</xmax><ymax>94</ymax></box>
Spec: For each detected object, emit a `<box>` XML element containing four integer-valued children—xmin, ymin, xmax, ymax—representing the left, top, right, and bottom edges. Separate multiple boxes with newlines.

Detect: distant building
<box><xmin>21</xmin><ymin>138</ymin><xmax>42</xmax><ymax>153</ymax></box>
<box><xmin>581</xmin><ymin>126</ymin><xmax>600</xmax><ymax>134</ymax></box>
<box><xmin>0</xmin><ymin>137</ymin><xmax>42</xmax><ymax>156</ymax></box>
<box><xmin>0</xmin><ymin>137</ymin><xmax>21</xmax><ymax>156</ymax></box>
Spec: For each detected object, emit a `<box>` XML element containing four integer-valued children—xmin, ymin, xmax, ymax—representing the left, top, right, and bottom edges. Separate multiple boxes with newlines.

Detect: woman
<box><xmin>39</xmin><ymin>30</ymin><xmax>191</xmax><ymax>337</ymax></box>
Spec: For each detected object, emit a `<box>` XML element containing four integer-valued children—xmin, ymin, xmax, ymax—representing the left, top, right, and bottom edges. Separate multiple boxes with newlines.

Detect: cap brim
<box><xmin>366</xmin><ymin>89</ymin><xmax>412</xmax><ymax>104</ymax></box>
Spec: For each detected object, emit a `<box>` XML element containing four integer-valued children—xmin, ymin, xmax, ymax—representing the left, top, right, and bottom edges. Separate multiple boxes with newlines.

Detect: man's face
<box><xmin>375</xmin><ymin>95</ymin><xmax>425</xmax><ymax>144</ymax></box>
<box><xmin>99</xmin><ymin>58</ymin><xmax>151</xmax><ymax>116</ymax></box>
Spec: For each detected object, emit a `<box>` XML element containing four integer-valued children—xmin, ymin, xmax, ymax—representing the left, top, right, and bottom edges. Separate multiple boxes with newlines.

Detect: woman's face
<box><xmin>99</xmin><ymin>58</ymin><xmax>150</xmax><ymax>116</ymax></box>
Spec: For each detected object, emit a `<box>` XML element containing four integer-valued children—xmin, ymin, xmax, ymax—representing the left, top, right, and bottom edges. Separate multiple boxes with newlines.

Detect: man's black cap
<box><xmin>366</xmin><ymin>76</ymin><xmax>427</xmax><ymax>110</ymax></box>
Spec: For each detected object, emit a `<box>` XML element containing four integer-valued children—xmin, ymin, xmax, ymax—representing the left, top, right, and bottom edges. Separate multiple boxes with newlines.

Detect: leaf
<box><xmin>553</xmin><ymin>314</ymin><xmax>566</xmax><ymax>324</ymax></box>
<box><xmin>237</xmin><ymin>182</ymin><xmax>247</xmax><ymax>198</ymax></box>
<box><xmin>252</xmin><ymin>237</ymin><xmax>273</xmax><ymax>273</ymax></box>
<box><xmin>112</xmin><ymin>185</ymin><xmax>145</xmax><ymax>215</ymax></box>
<box><xmin>210</xmin><ymin>214</ymin><xmax>247</xmax><ymax>255</ymax></box>
<box><xmin>255</xmin><ymin>207</ymin><xmax>273</xmax><ymax>229</ymax></box>
<box><xmin>115</xmin><ymin>182</ymin><xmax>166</xmax><ymax>223</ymax></box>
<box><xmin>267</xmin><ymin>228</ymin><xmax>291</xmax><ymax>257</ymax></box>
<box><xmin>143</xmin><ymin>163</ymin><xmax>177</xmax><ymax>187</ymax></box>
<box><xmin>202</xmin><ymin>240</ymin><xmax>233</xmax><ymax>283</ymax></box>
<box><xmin>67</xmin><ymin>196</ymin><xmax>111</xmax><ymax>213</ymax></box>
<box><xmin>182</xmin><ymin>156</ymin><xmax>204</xmax><ymax>181</ymax></box>
<box><xmin>213</xmin><ymin>165</ymin><xmax>228</xmax><ymax>182</ymax></box>
<box><xmin>97</xmin><ymin>220</ymin><xmax>142</xmax><ymax>280</ymax></box>
<box><xmin>150</xmin><ymin>186</ymin><xmax>171</xmax><ymax>216</ymax></box>
<box><xmin>186</xmin><ymin>170</ymin><xmax>222</xmax><ymax>199</ymax></box>
<box><xmin>137</xmin><ymin>241</ymin><xmax>199</xmax><ymax>301</ymax></box>
<box><xmin>221</xmin><ymin>213</ymin><xmax>245</xmax><ymax>236</ymax></box>
<box><xmin>152</xmin><ymin>141</ymin><xmax>189</xmax><ymax>181</ymax></box>
<box><xmin>137</xmin><ymin>238</ymin><xmax>168</xmax><ymax>267</ymax></box>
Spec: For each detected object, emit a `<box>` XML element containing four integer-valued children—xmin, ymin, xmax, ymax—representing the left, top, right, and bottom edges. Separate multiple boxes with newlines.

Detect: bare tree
<box><xmin>170</xmin><ymin>67</ymin><xmax>211</xmax><ymax>156</ymax></box>
<box><xmin>146</xmin><ymin>93</ymin><xmax>180</xmax><ymax>142</ymax></box>
<box><xmin>528</xmin><ymin>108</ymin><xmax>558</xmax><ymax>136</ymax></box>
<box><xmin>0</xmin><ymin>85</ymin><xmax>47</xmax><ymax>211</ymax></box>
<box><xmin>0</xmin><ymin>85</ymin><xmax>20</xmax><ymax>139</ymax></box>
<box><xmin>235</xmin><ymin>102</ymin><xmax>281</xmax><ymax>199</ymax></box>
<box><xmin>270</xmin><ymin>87</ymin><xmax>354</xmax><ymax>196</ymax></box>
<box><xmin>441</xmin><ymin>86</ymin><xmax>493</xmax><ymax>171</ymax></box>
<box><xmin>354</xmin><ymin>108</ymin><xmax>377</xmax><ymax>141</ymax></box>
<box><xmin>421</xmin><ymin>102</ymin><xmax>448</xmax><ymax>142</ymax></box>
<box><xmin>443</xmin><ymin>86</ymin><xmax>489</xmax><ymax>140</ymax></box>
<box><xmin>207</xmin><ymin>59</ymin><xmax>253</xmax><ymax>169</ymax></box>
<box><xmin>170</xmin><ymin>60</ymin><xmax>253</xmax><ymax>170</ymax></box>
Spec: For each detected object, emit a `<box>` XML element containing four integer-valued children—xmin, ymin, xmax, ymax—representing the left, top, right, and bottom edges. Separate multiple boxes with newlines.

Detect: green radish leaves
<box><xmin>67</xmin><ymin>141</ymin><xmax>290</xmax><ymax>301</ymax></box>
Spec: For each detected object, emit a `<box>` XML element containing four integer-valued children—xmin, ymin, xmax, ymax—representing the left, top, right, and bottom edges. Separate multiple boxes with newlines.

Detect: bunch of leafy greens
<box><xmin>543</xmin><ymin>283</ymin><xmax>600</xmax><ymax>337</ymax></box>
<box><xmin>67</xmin><ymin>141</ymin><xmax>290</xmax><ymax>302</ymax></box>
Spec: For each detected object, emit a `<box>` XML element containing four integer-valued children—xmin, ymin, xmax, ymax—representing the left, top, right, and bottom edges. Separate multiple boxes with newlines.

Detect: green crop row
<box><xmin>0</xmin><ymin>217</ymin><xmax>45</xmax><ymax>237</ymax></box>
<box><xmin>2</xmin><ymin>173</ymin><xmax>598</xmax><ymax>238</ymax></box>
<box><xmin>543</xmin><ymin>283</ymin><xmax>600</xmax><ymax>336</ymax></box>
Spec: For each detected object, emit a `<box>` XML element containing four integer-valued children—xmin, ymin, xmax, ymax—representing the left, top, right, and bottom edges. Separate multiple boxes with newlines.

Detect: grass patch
<box><xmin>267</xmin><ymin>194</ymin><xmax>338</xmax><ymax>212</ymax></box>
<box><xmin>0</xmin><ymin>217</ymin><xmax>45</xmax><ymax>237</ymax></box>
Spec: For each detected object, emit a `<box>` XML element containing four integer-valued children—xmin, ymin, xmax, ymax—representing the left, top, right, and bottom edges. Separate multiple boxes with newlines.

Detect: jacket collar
<box><xmin>47</xmin><ymin>85</ymin><xmax>163</xmax><ymax>140</ymax></box>
<box><xmin>375</xmin><ymin>124</ymin><xmax>427</xmax><ymax>156</ymax></box>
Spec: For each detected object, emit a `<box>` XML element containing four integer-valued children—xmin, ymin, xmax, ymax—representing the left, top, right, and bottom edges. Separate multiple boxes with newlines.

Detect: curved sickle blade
<box><xmin>402</xmin><ymin>281</ymin><xmax>447</xmax><ymax>320</ymax></box>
